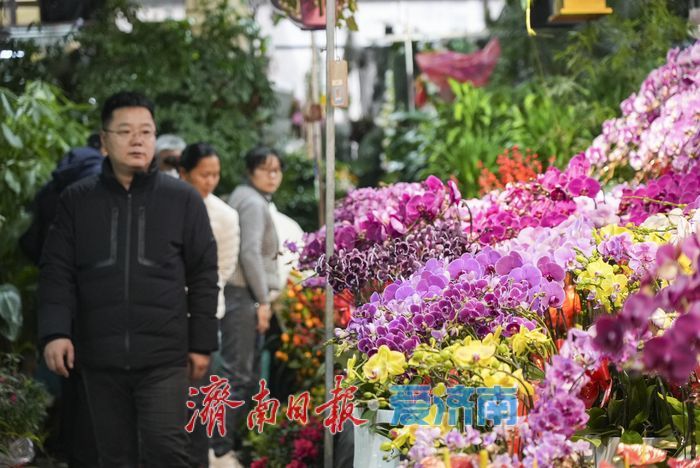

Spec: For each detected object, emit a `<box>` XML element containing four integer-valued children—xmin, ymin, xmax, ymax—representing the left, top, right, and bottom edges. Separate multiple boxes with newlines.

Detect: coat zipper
<box><xmin>124</xmin><ymin>193</ymin><xmax>132</xmax><ymax>370</ymax></box>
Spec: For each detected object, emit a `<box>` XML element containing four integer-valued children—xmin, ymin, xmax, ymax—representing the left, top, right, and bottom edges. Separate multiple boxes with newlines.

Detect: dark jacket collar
<box><xmin>100</xmin><ymin>157</ymin><xmax>159</xmax><ymax>193</ymax></box>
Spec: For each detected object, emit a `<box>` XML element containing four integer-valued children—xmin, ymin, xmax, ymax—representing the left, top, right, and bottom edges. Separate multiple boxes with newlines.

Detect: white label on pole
<box><xmin>330</xmin><ymin>59</ymin><xmax>348</xmax><ymax>108</ymax></box>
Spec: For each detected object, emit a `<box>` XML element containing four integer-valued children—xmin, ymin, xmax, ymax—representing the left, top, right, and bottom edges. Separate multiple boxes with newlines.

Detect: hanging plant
<box><xmin>272</xmin><ymin>0</ymin><xmax>358</xmax><ymax>31</ymax></box>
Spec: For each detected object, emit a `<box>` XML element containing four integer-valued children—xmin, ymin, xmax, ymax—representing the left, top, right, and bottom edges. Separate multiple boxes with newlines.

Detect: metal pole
<box><xmin>404</xmin><ymin>35</ymin><xmax>415</xmax><ymax>111</ymax></box>
<box><xmin>311</xmin><ymin>32</ymin><xmax>326</xmax><ymax>228</ymax></box>
<box><xmin>323</xmin><ymin>0</ymin><xmax>336</xmax><ymax>466</ymax></box>
<box><xmin>401</xmin><ymin>2</ymin><xmax>415</xmax><ymax>111</ymax></box>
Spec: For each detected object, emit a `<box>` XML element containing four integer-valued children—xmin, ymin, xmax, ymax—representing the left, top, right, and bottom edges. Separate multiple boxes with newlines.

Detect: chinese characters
<box><xmin>186</xmin><ymin>375</ymin><xmax>366</xmax><ymax>434</ymax></box>
<box><xmin>389</xmin><ymin>384</ymin><xmax>518</xmax><ymax>426</ymax></box>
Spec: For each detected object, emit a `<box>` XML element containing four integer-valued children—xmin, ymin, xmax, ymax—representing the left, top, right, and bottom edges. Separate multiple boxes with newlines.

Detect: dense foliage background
<box><xmin>379</xmin><ymin>0</ymin><xmax>691</xmax><ymax>197</ymax></box>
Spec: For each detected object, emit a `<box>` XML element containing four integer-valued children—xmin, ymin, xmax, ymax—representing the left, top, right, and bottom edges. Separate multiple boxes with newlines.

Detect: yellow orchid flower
<box><xmin>433</xmin><ymin>382</ymin><xmax>447</xmax><ymax>397</ymax></box>
<box><xmin>679</xmin><ymin>254</ymin><xmax>694</xmax><ymax>275</ymax></box>
<box><xmin>452</xmin><ymin>341</ymin><xmax>496</xmax><ymax>368</ymax></box>
<box><xmin>509</xmin><ymin>326</ymin><xmax>549</xmax><ymax>356</ymax></box>
<box><xmin>599</xmin><ymin>225</ymin><xmax>632</xmax><ymax>238</ymax></box>
<box><xmin>480</xmin><ymin>364</ymin><xmax>533</xmax><ymax>397</ymax></box>
<box><xmin>362</xmin><ymin>345</ymin><xmax>407</xmax><ymax>383</ymax></box>
<box><xmin>346</xmin><ymin>354</ymin><xmax>358</xmax><ymax>383</ymax></box>
<box><xmin>481</xmin><ymin>327</ymin><xmax>502</xmax><ymax>346</ymax></box>
<box><xmin>387</xmin><ymin>424</ymin><xmax>418</xmax><ymax>449</ymax></box>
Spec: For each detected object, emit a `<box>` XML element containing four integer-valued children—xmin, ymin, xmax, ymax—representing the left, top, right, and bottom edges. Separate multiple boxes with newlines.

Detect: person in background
<box><xmin>20</xmin><ymin>136</ymin><xmax>104</xmax><ymax>265</ymax></box>
<box><xmin>39</xmin><ymin>91</ymin><xmax>219</xmax><ymax>467</ymax></box>
<box><xmin>20</xmin><ymin>134</ymin><xmax>104</xmax><ymax>468</ymax></box>
<box><xmin>86</xmin><ymin>132</ymin><xmax>104</xmax><ymax>153</ymax></box>
<box><xmin>210</xmin><ymin>146</ymin><xmax>283</xmax><ymax>467</ymax></box>
<box><xmin>179</xmin><ymin>142</ymin><xmax>240</xmax><ymax>468</ymax></box>
<box><xmin>155</xmin><ymin>133</ymin><xmax>186</xmax><ymax>177</ymax></box>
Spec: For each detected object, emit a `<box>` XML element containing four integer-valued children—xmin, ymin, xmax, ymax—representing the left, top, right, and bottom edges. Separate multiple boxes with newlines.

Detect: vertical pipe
<box><xmin>310</xmin><ymin>32</ymin><xmax>325</xmax><ymax>227</ymax></box>
<box><xmin>9</xmin><ymin>0</ymin><xmax>17</xmax><ymax>26</ymax></box>
<box><xmin>324</xmin><ymin>0</ymin><xmax>336</xmax><ymax>467</ymax></box>
<box><xmin>404</xmin><ymin>36</ymin><xmax>415</xmax><ymax>112</ymax></box>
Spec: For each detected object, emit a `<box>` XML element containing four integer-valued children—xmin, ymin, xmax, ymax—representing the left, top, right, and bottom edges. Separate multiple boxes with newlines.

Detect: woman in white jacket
<box><xmin>179</xmin><ymin>142</ymin><xmax>240</xmax><ymax>467</ymax></box>
<box><xmin>179</xmin><ymin>142</ymin><xmax>240</xmax><ymax>320</ymax></box>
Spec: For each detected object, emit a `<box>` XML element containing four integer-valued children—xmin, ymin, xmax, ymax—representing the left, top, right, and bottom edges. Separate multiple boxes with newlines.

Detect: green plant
<box><xmin>33</xmin><ymin>0</ymin><xmax>276</xmax><ymax>194</ymax></box>
<box><xmin>410</xmin><ymin>81</ymin><xmax>595</xmax><ymax>197</ymax></box>
<box><xmin>380</xmin><ymin>110</ymin><xmax>432</xmax><ymax>185</ymax></box>
<box><xmin>273</xmin><ymin>150</ymin><xmax>319</xmax><ymax>233</ymax></box>
<box><xmin>556</xmin><ymin>0</ymin><xmax>690</xmax><ymax>115</ymax></box>
<box><xmin>0</xmin><ymin>82</ymin><xmax>90</xmax><ymax>347</ymax></box>
<box><xmin>0</xmin><ymin>354</ymin><xmax>51</xmax><ymax>455</ymax></box>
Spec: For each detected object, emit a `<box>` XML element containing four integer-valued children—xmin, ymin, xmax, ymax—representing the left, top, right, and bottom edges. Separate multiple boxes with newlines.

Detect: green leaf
<box><xmin>576</xmin><ymin>436</ymin><xmax>602</xmax><ymax>448</ymax></box>
<box><xmin>628</xmin><ymin>408</ymin><xmax>649</xmax><ymax>429</ymax></box>
<box><xmin>1</xmin><ymin>93</ymin><xmax>14</xmax><ymax>116</ymax></box>
<box><xmin>586</xmin><ymin>407</ymin><xmax>610</xmax><ymax>429</ymax></box>
<box><xmin>672</xmin><ymin>415</ymin><xmax>688</xmax><ymax>433</ymax></box>
<box><xmin>607</xmin><ymin>398</ymin><xmax>624</xmax><ymax>424</ymax></box>
<box><xmin>658</xmin><ymin>392</ymin><xmax>684</xmax><ymax>413</ymax></box>
<box><xmin>620</xmin><ymin>430</ymin><xmax>643</xmax><ymax>444</ymax></box>
<box><xmin>0</xmin><ymin>284</ymin><xmax>22</xmax><ymax>341</ymax></box>
<box><xmin>4</xmin><ymin>169</ymin><xmax>21</xmax><ymax>195</ymax></box>
<box><xmin>1</xmin><ymin>123</ymin><xmax>23</xmax><ymax>149</ymax></box>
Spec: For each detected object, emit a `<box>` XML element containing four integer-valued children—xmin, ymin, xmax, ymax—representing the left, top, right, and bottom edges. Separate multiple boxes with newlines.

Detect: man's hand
<box><xmin>44</xmin><ymin>338</ymin><xmax>74</xmax><ymax>378</ymax></box>
<box><xmin>188</xmin><ymin>352</ymin><xmax>210</xmax><ymax>381</ymax></box>
<box><xmin>256</xmin><ymin>303</ymin><xmax>272</xmax><ymax>334</ymax></box>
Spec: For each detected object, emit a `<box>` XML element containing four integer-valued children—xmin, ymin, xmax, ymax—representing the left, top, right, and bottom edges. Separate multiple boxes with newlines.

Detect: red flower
<box><xmin>292</xmin><ymin>438</ymin><xmax>319</xmax><ymax>460</ymax></box>
<box><xmin>578</xmin><ymin>359</ymin><xmax>612</xmax><ymax>409</ymax></box>
<box><xmin>299</xmin><ymin>425</ymin><xmax>323</xmax><ymax>443</ymax></box>
<box><xmin>478</xmin><ymin>147</ymin><xmax>544</xmax><ymax>195</ymax></box>
<box><xmin>251</xmin><ymin>457</ymin><xmax>268</xmax><ymax>468</ymax></box>
<box><xmin>286</xmin><ymin>461</ymin><xmax>307</xmax><ymax>468</ymax></box>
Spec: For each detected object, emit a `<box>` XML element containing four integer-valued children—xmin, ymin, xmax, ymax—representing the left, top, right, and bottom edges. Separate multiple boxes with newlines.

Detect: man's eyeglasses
<box><xmin>103</xmin><ymin>128</ymin><xmax>156</xmax><ymax>140</ymax></box>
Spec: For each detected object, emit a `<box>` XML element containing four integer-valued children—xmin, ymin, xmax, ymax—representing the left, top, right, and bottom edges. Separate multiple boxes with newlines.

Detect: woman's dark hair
<box><xmin>101</xmin><ymin>91</ymin><xmax>155</xmax><ymax>128</ymax></box>
<box><xmin>244</xmin><ymin>146</ymin><xmax>284</xmax><ymax>174</ymax></box>
<box><xmin>179</xmin><ymin>142</ymin><xmax>218</xmax><ymax>172</ymax></box>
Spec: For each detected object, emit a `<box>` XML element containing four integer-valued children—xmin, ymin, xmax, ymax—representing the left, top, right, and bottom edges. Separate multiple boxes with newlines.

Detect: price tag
<box><xmin>330</xmin><ymin>59</ymin><xmax>348</xmax><ymax>108</ymax></box>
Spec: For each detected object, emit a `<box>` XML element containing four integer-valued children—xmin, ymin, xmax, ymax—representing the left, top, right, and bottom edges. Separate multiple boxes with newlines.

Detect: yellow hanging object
<box><xmin>549</xmin><ymin>0</ymin><xmax>613</xmax><ymax>23</ymax></box>
<box><xmin>525</xmin><ymin>0</ymin><xmax>537</xmax><ymax>36</ymax></box>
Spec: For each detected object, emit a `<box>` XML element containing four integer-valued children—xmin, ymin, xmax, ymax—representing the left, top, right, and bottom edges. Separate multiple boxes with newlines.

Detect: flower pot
<box><xmin>591</xmin><ymin>437</ymin><xmax>664</xmax><ymax>464</ymax></box>
<box><xmin>352</xmin><ymin>408</ymin><xmax>398</xmax><ymax>468</ymax></box>
<box><xmin>0</xmin><ymin>438</ymin><xmax>35</xmax><ymax>466</ymax></box>
<box><xmin>299</xmin><ymin>0</ymin><xmax>326</xmax><ymax>30</ymax></box>
<box><xmin>593</xmin><ymin>437</ymin><xmax>620</xmax><ymax>464</ymax></box>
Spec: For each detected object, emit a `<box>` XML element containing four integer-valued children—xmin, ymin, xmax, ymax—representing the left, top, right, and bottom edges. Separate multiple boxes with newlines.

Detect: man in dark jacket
<box><xmin>38</xmin><ymin>91</ymin><xmax>219</xmax><ymax>467</ymax></box>
<box><xmin>20</xmin><ymin>140</ymin><xmax>104</xmax><ymax>468</ymax></box>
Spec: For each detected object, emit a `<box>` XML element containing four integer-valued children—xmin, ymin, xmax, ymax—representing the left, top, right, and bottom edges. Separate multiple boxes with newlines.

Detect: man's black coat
<box><xmin>38</xmin><ymin>158</ymin><xmax>219</xmax><ymax>370</ymax></box>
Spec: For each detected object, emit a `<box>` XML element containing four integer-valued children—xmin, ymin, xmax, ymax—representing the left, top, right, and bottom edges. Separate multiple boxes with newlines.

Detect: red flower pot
<box><xmin>299</xmin><ymin>0</ymin><xmax>326</xmax><ymax>30</ymax></box>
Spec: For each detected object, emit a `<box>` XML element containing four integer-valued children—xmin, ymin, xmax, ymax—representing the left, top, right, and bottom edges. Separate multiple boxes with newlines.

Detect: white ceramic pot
<box><xmin>592</xmin><ymin>437</ymin><xmax>664</xmax><ymax>464</ymax></box>
<box><xmin>353</xmin><ymin>408</ymin><xmax>399</xmax><ymax>468</ymax></box>
<box><xmin>0</xmin><ymin>438</ymin><xmax>34</xmax><ymax>466</ymax></box>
